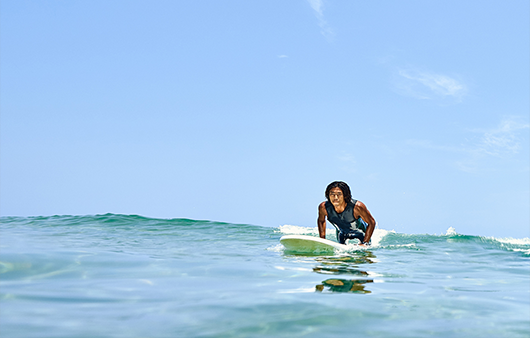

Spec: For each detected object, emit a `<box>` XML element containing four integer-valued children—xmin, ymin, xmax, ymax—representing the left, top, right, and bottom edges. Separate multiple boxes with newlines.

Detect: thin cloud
<box><xmin>277</xmin><ymin>55</ymin><xmax>288</xmax><ymax>58</ymax></box>
<box><xmin>395</xmin><ymin>68</ymin><xmax>467</xmax><ymax>101</ymax></box>
<box><xmin>407</xmin><ymin>117</ymin><xmax>529</xmax><ymax>173</ymax></box>
<box><xmin>472</xmin><ymin>118</ymin><xmax>529</xmax><ymax>157</ymax></box>
<box><xmin>307</xmin><ymin>0</ymin><xmax>334</xmax><ymax>40</ymax></box>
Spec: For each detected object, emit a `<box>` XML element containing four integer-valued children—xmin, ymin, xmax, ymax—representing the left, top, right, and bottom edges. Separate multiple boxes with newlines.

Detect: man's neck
<box><xmin>333</xmin><ymin>202</ymin><xmax>347</xmax><ymax>213</ymax></box>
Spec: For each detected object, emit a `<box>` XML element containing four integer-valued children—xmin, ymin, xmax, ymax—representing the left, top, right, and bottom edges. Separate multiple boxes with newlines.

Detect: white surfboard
<box><xmin>280</xmin><ymin>235</ymin><xmax>348</xmax><ymax>253</ymax></box>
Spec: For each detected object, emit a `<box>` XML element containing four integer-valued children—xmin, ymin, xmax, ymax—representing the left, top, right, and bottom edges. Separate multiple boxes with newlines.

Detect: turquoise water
<box><xmin>1</xmin><ymin>214</ymin><xmax>529</xmax><ymax>337</ymax></box>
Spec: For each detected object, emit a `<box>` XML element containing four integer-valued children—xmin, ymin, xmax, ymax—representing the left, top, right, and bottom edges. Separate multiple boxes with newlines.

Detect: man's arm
<box><xmin>354</xmin><ymin>201</ymin><xmax>376</xmax><ymax>244</ymax></box>
<box><xmin>317</xmin><ymin>202</ymin><xmax>328</xmax><ymax>239</ymax></box>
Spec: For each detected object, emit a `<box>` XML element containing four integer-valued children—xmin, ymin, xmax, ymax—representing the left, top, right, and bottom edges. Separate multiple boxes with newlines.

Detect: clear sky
<box><xmin>1</xmin><ymin>0</ymin><xmax>529</xmax><ymax>238</ymax></box>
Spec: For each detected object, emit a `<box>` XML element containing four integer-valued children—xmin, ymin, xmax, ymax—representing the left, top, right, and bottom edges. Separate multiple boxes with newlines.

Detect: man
<box><xmin>317</xmin><ymin>181</ymin><xmax>376</xmax><ymax>246</ymax></box>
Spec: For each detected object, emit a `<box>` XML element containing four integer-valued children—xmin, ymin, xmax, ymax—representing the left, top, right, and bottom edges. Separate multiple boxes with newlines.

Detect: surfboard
<box><xmin>280</xmin><ymin>235</ymin><xmax>348</xmax><ymax>253</ymax></box>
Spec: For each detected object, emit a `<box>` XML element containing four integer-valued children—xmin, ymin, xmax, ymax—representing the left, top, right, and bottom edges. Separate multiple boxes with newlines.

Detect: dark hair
<box><xmin>325</xmin><ymin>181</ymin><xmax>352</xmax><ymax>203</ymax></box>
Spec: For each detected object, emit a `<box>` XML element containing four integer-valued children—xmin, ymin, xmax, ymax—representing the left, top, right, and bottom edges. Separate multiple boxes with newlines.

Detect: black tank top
<box><xmin>325</xmin><ymin>200</ymin><xmax>361</xmax><ymax>234</ymax></box>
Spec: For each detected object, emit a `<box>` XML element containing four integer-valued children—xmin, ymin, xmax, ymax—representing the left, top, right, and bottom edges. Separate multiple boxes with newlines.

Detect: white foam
<box><xmin>488</xmin><ymin>236</ymin><xmax>530</xmax><ymax>255</ymax></box>
<box><xmin>383</xmin><ymin>243</ymin><xmax>417</xmax><ymax>249</ymax></box>
<box><xmin>369</xmin><ymin>228</ymin><xmax>394</xmax><ymax>246</ymax></box>
<box><xmin>276</xmin><ymin>225</ymin><xmax>319</xmax><ymax>236</ymax></box>
<box><xmin>342</xmin><ymin>228</ymin><xmax>393</xmax><ymax>249</ymax></box>
<box><xmin>266</xmin><ymin>244</ymin><xmax>284</xmax><ymax>252</ymax></box>
<box><xmin>445</xmin><ymin>227</ymin><xmax>457</xmax><ymax>235</ymax></box>
<box><xmin>511</xmin><ymin>248</ymin><xmax>530</xmax><ymax>255</ymax></box>
<box><xmin>493</xmin><ymin>237</ymin><xmax>530</xmax><ymax>246</ymax></box>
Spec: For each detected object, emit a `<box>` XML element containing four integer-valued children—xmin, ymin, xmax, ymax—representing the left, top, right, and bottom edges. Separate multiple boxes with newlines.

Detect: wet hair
<box><xmin>325</xmin><ymin>181</ymin><xmax>353</xmax><ymax>203</ymax></box>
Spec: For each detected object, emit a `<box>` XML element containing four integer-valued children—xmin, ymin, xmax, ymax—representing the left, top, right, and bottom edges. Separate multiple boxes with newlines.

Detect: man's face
<box><xmin>329</xmin><ymin>187</ymin><xmax>345</xmax><ymax>206</ymax></box>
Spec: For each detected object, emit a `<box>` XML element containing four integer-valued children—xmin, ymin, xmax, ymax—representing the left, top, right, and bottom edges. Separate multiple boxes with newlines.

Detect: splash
<box><xmin>445</xmin><ymin>227</ymin><xmax>457</xmax><ymax>235</ymax></box>
<box><xmin>276</xmin><ymin>225</ymin><xmax>392</xmax><ymax>251</ymax></box>
<box><xmin>266</xmin><ymin>244</ymin><xmax>284</xmax><ymax>253</ymax></box>
<box><xmin>369</xmin><ymin>229</ymin><xmax>394</xmax><ymax>247</ymax></box>
<box><xmin>488</xmin><ymin>236</ymin><xmax>530</xmax><ymax>255</ymax></box>
<box><xmin>276</xmin><ymin>225</ymin><xmax>319</xmax><ymax>236</ymax></box>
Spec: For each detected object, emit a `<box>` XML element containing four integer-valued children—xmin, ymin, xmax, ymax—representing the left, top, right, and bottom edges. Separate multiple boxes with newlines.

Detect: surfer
<box><xmin>317</xmin><ymin>181</ymin><xmax>376</xmax><ymax>246</ymax></box>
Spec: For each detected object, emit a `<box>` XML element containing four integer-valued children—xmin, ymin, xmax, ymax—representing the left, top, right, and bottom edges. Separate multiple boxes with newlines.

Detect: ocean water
<box><xmin>0</xmin><ymin>214</ymin><xmax>529</xmax><ymax>338</ymax></box>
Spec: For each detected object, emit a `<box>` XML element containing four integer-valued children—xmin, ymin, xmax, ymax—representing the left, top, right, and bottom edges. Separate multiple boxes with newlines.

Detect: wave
<box><xmin>275</xmin><ymin>225</ymin><xmax>530</xmax><ymax>255</ymax></box>
<box><xmin>383</xmin><ymin>227</ymin><xmax>530</xmax><ymax>255</ymax></box>
<box><xmin>3</xmin><ymin>214</ymin><xmax>528</xmax><ymax>256</ymax></box>
<box><xmin>0</xmin><ymin>213</ymin><xmax>259</xmax><ymax>229</ymax></box>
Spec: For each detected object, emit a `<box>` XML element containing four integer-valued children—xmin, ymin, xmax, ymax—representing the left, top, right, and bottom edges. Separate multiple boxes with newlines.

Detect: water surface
<box><xmin>1</xmin><ymin>214</ymin><xmax>529</xmax><ymax>337</ymax></box>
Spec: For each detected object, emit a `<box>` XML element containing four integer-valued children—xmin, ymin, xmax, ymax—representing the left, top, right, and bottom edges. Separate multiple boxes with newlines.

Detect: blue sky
<box><xmin>1</xmin><ymin>0</ymin><xmax>529</xmax><ymax>238</ymax></box>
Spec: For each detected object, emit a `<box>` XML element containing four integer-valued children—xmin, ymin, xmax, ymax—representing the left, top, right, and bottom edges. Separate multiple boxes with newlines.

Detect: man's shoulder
<box><xmin>353</xmin><ymin>200</ymin><xmax>367</xmax><ymax>209</ymax></box>
<box><xmin>318</xmin><ymin>201</ymin><xmax>328</xmax><ymax>212</ymax></box>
